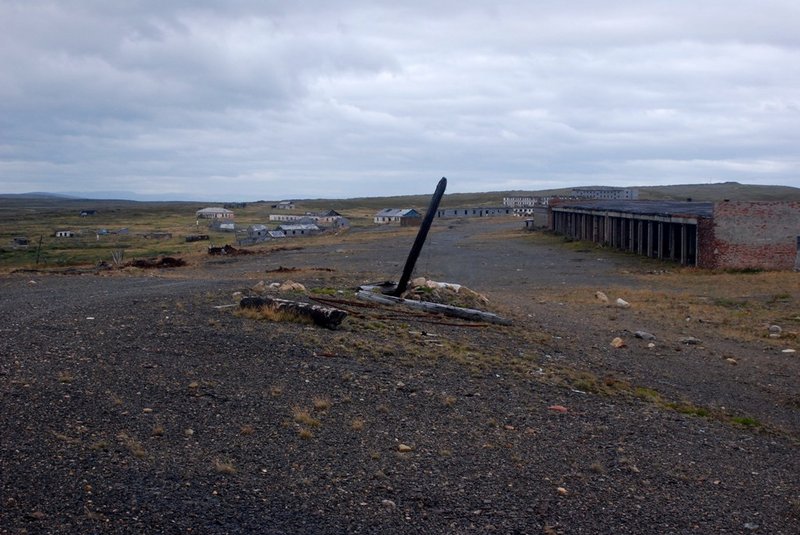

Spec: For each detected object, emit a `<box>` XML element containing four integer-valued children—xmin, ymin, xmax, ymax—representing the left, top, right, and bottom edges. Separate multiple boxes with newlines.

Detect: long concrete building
<box><xmin>549</xmin><ymin>200</ymin><xmax>800</xmax><ymax>270</ymax></box>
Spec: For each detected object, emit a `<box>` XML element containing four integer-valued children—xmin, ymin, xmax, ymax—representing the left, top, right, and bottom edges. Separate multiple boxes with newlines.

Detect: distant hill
<box><xmin>0</xmin><ymin>192</ymin><xmax>78</xmax><ymax>199</ymax></box>
<box><xmin>636</xmin><ymin>182</ymin><xmax>800</xmax><ymax>202</ymax></box>
<box><xmin>3</xmin><ymin>182</ymin><xmax>797</xmax><ymax>211</ymax></box>
<box><xmin>297</xmin><ymin>182</ymin><xmax>800</xmax><ymax>211</ymax></box>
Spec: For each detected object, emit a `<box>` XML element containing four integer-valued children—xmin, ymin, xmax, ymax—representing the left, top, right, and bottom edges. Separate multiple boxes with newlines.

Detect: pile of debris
<box><xmin>128</xmin><ymin>257</ymin><xmax>186</xmax><ymax>269</ymax></box>
<box><xmin>402</xmin><ymin>277</ymin><xmax>490</xmax><ymax>309</ymax></box>
<box><xmin>207</xmin><ymin>244</ymin><xmax>253</xmax><ymax>256</ymax></box>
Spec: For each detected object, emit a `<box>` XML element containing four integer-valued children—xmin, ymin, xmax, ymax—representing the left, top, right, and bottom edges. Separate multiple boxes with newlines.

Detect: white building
<box><xmin>572</xmin><ymin>187</ymin><xmax>639</xmax><ymax>200</ymax></box>
<box><xmin>196</xmin><ymin>207</ymin><xmax>234</xmax><ymax>219</ymax></box>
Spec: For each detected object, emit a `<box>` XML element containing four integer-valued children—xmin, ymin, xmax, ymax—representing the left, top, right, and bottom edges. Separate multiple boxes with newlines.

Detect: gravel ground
<box><xmin>1</xmin><ymin>219</ymin><xmax>799</xmax><ymax>534</ymax></box>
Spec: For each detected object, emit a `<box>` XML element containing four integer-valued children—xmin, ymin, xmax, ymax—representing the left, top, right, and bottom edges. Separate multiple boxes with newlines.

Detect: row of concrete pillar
<box><xmin>552</xmin><ymin>211</ymin><xmax>698</xmax><ymax>266</ymax></box>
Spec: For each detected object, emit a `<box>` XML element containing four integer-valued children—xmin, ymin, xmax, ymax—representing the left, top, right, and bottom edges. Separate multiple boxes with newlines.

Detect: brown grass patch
<box><xmin>292</xmin><ymin>407</ymin><xmax>321</xmax><ymax>427</ymax></box>
<box><xmin>214</xmin><ymin>459</ymin><xmax>237</xmax><ymax>474</ymax></box>
<box><xmin>236</xmin><ymin>305</ymin><xmax>314</xmax><ymax>325</ymax></box>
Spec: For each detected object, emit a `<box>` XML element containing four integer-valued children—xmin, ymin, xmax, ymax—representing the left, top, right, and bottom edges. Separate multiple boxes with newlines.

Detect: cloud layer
<box><xmin>1</xmin><ymin>1</ymin><xmax>798</xmax><ymax>200</ymax></box>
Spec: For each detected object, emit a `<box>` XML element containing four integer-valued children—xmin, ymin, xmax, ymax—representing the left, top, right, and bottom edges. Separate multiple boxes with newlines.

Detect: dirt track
<box><xmin>1</xmin><ymin>218</ymin><xmax>799</xmax><ymax>533</ymax></box>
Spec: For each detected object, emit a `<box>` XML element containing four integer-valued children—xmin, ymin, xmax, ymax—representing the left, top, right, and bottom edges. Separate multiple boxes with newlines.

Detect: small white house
<box><xmin>55</xmin><ymin>230</ymin><xmax>75</xmax><ymax>238</ymax></box>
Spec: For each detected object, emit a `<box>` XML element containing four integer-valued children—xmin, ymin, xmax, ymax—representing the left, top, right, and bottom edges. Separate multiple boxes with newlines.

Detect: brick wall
<box><xmin>702</xmin><ymin>201</ymin><xmax>800</xmax><ymax>270</ymax></box>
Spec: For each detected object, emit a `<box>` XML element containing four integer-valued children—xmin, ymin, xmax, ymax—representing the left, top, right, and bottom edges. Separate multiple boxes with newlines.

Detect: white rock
<box><xmin>411</xmin><ymin>277</ymin><xmax>427</xmax><ymax>288</ymax></box>
<box><xmin>634</xmin><ymin>331</ymin><xmax>656</xmax><ymax>340</ymax></box>
<box><xmin>595</xmin><ymin>291</ymin><xmax>609</xmax><ymax>304</ymax></box>
<box><xmin>615</xmin><ymin>298</ymin><xmax>630</xmax><ymax>308</ymax></box>
<box><xmin>279</xmin><ymin>280</ymin><xmax>306</xmax><ymax>293</ymax></box>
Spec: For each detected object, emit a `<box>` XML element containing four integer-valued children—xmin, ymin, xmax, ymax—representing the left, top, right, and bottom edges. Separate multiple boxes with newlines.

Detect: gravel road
<box><xmin>1</xmin><ymin>218</ymin><xmax>798</xmax><ymax>534</ymax></box>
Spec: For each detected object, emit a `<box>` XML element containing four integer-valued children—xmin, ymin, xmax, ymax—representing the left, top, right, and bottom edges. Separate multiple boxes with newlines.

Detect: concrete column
<box><xmin>669</xmin><ymin>223</ymin><xmax>676</xmax><ymax>261</ymax></box>
<box><xmin>637</xmin><ymin>220</ymin><xmax>644</xmax><ymax>255</ymax></box>
<box><xmin>680</xmin><ymin>224</ymin><xmax>688</xmax><ymax>265</ymax></box>
<box><xmin>628</xmin><ymin>219</ymin><xmax>635</xmax><ymax>252</ymax></box>
<box><xmin>657</xmin><ymin>222</ymin><xmax>664</xmax><ymax>259</ymax></box>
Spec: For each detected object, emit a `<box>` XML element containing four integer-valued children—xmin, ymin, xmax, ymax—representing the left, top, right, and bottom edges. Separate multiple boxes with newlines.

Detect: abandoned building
<box><xmin>435</xmin><ymin>207</ymin><xmax>513</xmax><ymax>218</ymax></box>
<box><xmin>277</xmin><ymin>223</ymin><xmax>321</xmax><ymax>236</ymax></box>
<box><xmin>549</xmin><ymin>200</ymin><xmax>800</xmax><ymax>270</ymax></box>
<box><xmin>54</xmin><ymin>230</ymin><xmax>75</xmax><ymax>238</ymax></box>
<box><xmin>195</xmin><ymin>207</ymin><xmax>234</xmax><ymax>219</ymax></box>
<box><xmin>374</xmin><ymin>208</ymin><xmax>422</xmax><ymax>225</ymax></box>
<box><xmin>572</xmin><ymin>186</ymin><xmax>639</xmax><ymax>200</ymax></box>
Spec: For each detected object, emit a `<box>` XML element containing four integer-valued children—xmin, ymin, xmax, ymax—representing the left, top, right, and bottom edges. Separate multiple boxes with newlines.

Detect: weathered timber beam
<box><xmin>389</xmin><ymin>176</ymin><xmax>447</xmax><ymax>296</ymax></box>
<box><xmin>356</xmin><ymin>290</ymin><xmax>511</xmax><ymax>326</ymax></box>
<box><xmin>240</xmin><ymin>296</ymin><xmax>347</xmax><ymax>329</ymax></box>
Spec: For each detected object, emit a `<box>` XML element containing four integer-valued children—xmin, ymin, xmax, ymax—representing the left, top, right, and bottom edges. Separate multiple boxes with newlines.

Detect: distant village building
<box><xmin>196</xmin><ymin>207</ymin><xmax>234</xmax><ymax>219</ymax></box>
<box><xmin>12</xmin><ymin>237</ymin><xmax>30</xmax><ymax>248</ymax></box>
<box><xmin>435</xmin><ymin>207</ymin><xmax>512</xmax><ymax>218</ymax></box>
<box><xmin>572</xmin><ymin>187</ymin><xmax>639</xmax><ymax>200</ymax></box>
<box><xmin>211</xmin><ymin>220</ymin><xmax>236</xmax><ymax>232</ymax></box>
<box><xmin>374</xmin><ymin>208</ymin><xmax>422</xmax><ymax>225</ymax></box>
<box><xmin>549</xmin><ymin>200</ymin><xmax>800</xmax><ymax>270</ymax></box>
<box><xmin>504</xmin><ymin>196</ymin><xmax>567</xmax><ymax>208</ymax></box>
<box><xmin>55</xmin><ymin>230</ymin><xmax>75</xmax><ymax>238</ymax></box>
<box><xmin>269</xmin><ymin>210</ymin><xmax>349</xmax><ymax>229</ymax></box>
<box><xmin>277</xmin><ymin>223</ymin><xmax>321</xmax><ymax>236</ymax></box>
<box><xmin>273</xmin><ymin>201</ymin><xmax>296</xmax><ymax>210</ymax></box>
<box><xmin>248</xmin><ymin>224</ymin><xmax>269</xmax><ymax>238</ymax></box>
<box><xmin>79</xmin><ymin>210</ymin><xmax>97</xmax><ymax>217</ymax></box>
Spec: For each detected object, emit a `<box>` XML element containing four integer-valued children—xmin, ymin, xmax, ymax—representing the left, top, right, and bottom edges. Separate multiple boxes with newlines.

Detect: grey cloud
<box><xmin>1</xmin><ymin>1</ymin><xmax>798</xmax><ymax>200</ymax></box>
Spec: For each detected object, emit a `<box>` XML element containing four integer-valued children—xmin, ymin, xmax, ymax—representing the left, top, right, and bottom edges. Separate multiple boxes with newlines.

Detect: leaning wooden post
<box><xmin>389</xmin><ymin>177</ymin><xmax>447</xmax><ymax>297</ymax></box>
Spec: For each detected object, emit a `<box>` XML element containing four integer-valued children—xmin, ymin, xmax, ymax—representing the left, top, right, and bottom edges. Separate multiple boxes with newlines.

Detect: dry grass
<box><xmin>117</xmin><ymin>432</ymin><xmax>146</xmax><ymax>459</ymax></box>
<box><xmin>213</xmin><ymin>459</ymin><xmax>237</xmax><ymax>474</ymax></box>
<box><xmin>57</xmin><ymin>371</ymin><xmax>74</xmax><ymax>383</ymax></box>
<box><xmin>538</xmin><ymin>269</ymin><xmax>799</xmax><ymax>347</ymax></box>
<box><xmin>350</xmin><ymin>418</ymin><xmax>365</xmax><ymax>431</ymax></box>
<box><xmin>292</xmin><ymin>407</ymin><xmax>321</xmax><ymax>427</ymax></box>
<box><xmin>236</xmin><ymin>305</ymin><xmax>313</xmax><ymax>325</ymax></box>
<box><xmin>312</xmin><ymin>397</ymin><xmax>332</xmax><ymax>411</ymax></box>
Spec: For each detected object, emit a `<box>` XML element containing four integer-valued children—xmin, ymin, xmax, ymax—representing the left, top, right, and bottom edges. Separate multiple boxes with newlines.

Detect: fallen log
<box><xmin>240</xmin><ymin>296</ymin><xmax>347</xmax><ymax>329</ymax></box>
<box><xmin>356</xmin><ymin>290</ymin><xmax>511</xmax><ymax>326</ymax></box>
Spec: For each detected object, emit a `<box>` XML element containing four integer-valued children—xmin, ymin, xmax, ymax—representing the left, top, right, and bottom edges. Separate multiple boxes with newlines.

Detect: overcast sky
<box><xmin>1</xmin><ymin>1</ymin><xmax>798</xmax><ymax>201</ymax></box>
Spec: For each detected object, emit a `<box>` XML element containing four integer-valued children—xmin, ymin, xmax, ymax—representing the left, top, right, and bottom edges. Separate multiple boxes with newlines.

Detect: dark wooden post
<box><xmin>389</xmin><ymin>177</ymin><xmax>447</xmax><ymax>297</ymax></box>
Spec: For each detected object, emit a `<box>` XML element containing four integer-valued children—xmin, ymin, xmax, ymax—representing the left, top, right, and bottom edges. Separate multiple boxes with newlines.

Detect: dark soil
<box><xmin>1</xmin><ymin>218</ymin><xmax>799</xmax><ymax>534</ymax></box>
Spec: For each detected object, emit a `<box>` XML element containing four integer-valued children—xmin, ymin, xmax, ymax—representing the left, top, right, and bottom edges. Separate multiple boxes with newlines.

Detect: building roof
<box><xmin>553</xmin><ymin>200</ymin><xmax>714</xmax><ymax>218</ymax></box>
<box><xmin>249</xmin><ymin>224</ymin><xmax>268</xmax><ymax>231</ymax></box>
<box><xmin>196</xmin><ymin>207</ymin><xmax>233</xmax><ymax>215</ymax></box>
<box><xmin>277</xmin><ymin>224</ymin><xmax>320</xmax><ymax>231</ymax></box>
<box><xmin>375</xmin><ymin>208</ymin><xmax>420</xmax><ymax>217</ymax></box>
